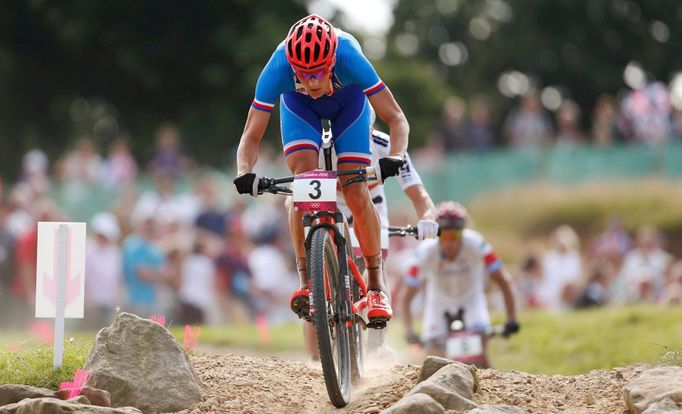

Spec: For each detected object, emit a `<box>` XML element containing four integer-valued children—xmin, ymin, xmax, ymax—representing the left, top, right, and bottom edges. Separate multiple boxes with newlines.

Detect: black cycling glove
<box><xmin>233</xmin><ymin>173</ymin><xmax>258</xmax><ymax>196</ymax></box>
<box><xmin>503</xmin><ymin>320</ymin><xmax>520</xmax><ymax>337</ymax></box>
<box><xmin>377</xmin><ymin>156</ymin><xmax>404</xmax><ymax>183</ymax></box>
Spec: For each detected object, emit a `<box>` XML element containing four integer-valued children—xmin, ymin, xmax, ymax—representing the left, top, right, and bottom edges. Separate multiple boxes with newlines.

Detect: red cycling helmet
<box><xmin>436</xmin><ymin>201</ymin><xmax>468</xmax><ymax>230</ymax></box>
<box><xmin>285</xmin><ymin>14</ymin><xmax>338</xmax><ymax>72</ymax></box>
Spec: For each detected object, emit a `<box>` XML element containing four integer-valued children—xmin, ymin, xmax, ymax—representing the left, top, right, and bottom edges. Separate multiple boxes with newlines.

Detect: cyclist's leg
<box><xmin>479</xmin><ymin>335</ymin><xmax>491</xmax><ymax>368</ymax></box>
<box><xmin>280</xmin><ymin>92</ymin><xmax>322</xmax><ymax>290</ymax></box>
<box><xmin>332</xmin><ymin>88</ymin><xmax>383</xmax><ymax>290</ymax></box>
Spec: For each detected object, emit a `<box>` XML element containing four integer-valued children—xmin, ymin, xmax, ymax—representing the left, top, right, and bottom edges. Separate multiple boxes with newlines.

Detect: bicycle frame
<box><xmin>301</xmin><ymin>210</ymin><xmax>368</xmax><ymax>326</ymax></box>
<box><xmin>256</xmin><ymin>127</ymin><xmax>376</xmax><ymax>406</ymax></box>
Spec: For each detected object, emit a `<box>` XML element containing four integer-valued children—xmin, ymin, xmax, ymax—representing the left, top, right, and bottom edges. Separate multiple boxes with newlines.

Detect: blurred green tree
<box><xmin>0</xmin><ymin>0</ymin><xmax>308</xmax><ymax>177</ymax></box>
<box><xmin>385</xmin><ymin>0</ymin><xmax>682</xmax><ymax>144</ymax></box>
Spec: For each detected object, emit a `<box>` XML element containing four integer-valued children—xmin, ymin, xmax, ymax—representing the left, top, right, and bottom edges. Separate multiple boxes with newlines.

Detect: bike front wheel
<box><xmin>309</xmin><ymin>228</ymin><xmax>352</xmax><ymax>407</ymax></box>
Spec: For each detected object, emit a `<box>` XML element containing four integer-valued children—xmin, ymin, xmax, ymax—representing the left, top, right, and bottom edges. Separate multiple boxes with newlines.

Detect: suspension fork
<box><xmin>304</xmin><ymin>214</ymin><xmax>354</xmax><ymax>321</ymax></box>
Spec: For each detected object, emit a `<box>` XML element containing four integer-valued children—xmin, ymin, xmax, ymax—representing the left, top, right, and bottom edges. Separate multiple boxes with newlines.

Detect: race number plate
<box><xmin>445</xmin><ymin>332</ymin><xmax>483</xmax><ymax>359</ymax></box>
<box><xmin>293</xmin><ymin>169</ymin><xmax>337</xmax><ymax>212</ymax></box>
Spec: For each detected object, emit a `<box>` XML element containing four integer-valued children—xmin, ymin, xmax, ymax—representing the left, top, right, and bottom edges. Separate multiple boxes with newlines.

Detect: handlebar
<box><xmin>257</xmin><ymin>167</ymin><xmax>377</xmax><ymax>195</ymax></box>
<box><xmin>406</xmin><ymin>325</ymin><xmax>515</xmax><ymax>346</ymax></box>
<box><xmin>388</xmin><ymin>225</ymin><xmax>441</xmax><ymax>238</ymax></box>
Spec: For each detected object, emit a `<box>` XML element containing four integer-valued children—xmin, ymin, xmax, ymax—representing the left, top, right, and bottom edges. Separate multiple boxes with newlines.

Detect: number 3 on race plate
<box><xmin>293</xmin><ymin>169</ymin><xmax>337</xmax><ymax>212</ymax></box>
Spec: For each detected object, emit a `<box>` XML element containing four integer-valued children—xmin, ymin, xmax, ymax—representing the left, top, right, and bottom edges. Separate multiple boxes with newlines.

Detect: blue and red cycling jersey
<box><xmin>251</xmin><ymin>30</ymin><xmax>386</xmax><ymax>113</ymax></box>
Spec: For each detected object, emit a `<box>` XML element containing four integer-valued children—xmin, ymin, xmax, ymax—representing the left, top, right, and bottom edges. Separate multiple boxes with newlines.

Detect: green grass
<box><xmin>2</xmin><ymin>305</ymin><xmax>681</xmax><ymax>387</ymax></box>
<box><xmin>167</xmin><ymin>323</ymin><xmax>305</xmax><ymax>353</ymax></box>
<box><xmin>486</xmin><ymin>305</ymin><xmax>682</xmax><ymax>375</ymax></box>
<box><xmin>0</xmin><ymin>339</ymin><xmax>92</xmax><ymax>389</ymax></box>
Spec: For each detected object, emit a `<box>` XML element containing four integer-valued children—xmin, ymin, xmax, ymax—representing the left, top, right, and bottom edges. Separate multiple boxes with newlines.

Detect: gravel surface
<box><xmin>172</xmin><ymin>353</ymin><xmax>650</xmax><ymax>413</ymax></box>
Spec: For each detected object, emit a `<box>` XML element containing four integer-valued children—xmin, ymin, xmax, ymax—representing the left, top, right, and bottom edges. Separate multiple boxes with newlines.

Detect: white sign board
<box><xmin>35</xmin><ymin>222</ymin><xmax>86</xmax><ymax>319</ymax></box>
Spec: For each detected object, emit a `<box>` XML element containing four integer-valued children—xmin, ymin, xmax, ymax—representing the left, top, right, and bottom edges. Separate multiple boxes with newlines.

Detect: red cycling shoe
<box><xmin>367</xmin><ymin>289</ymin><xmax>392</xmax><ymax>328</ymax></box>
<box><xmin>290</xmin><ymin>288</ymin><xmax>311</xmax><ymax>321</ymax></box>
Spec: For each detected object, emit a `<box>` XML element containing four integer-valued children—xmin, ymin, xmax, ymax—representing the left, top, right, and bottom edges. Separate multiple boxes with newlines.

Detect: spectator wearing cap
<box><xmin>85</xmin><ymin>212</ymin><xmax>122</xmax><ymax>328</ymax></box>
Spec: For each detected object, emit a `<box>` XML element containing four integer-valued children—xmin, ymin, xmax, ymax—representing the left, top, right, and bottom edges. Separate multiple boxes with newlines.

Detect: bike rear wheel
<box><xmin>309</xmin><ymin>228</ymin><xmax>352</xmax><ymax>407</ymax></box>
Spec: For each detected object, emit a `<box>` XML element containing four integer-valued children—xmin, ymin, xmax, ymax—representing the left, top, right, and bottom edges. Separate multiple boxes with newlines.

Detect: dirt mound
<box><xmin>175</xmin><ymin>353</ymin><xmax>650</xmax><ymax>413</ymax></box>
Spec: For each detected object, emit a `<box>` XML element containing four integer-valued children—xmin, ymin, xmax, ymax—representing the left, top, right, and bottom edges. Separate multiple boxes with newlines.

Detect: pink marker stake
<box><xmin>60</xmin><ymin>369</ymin><xmax>91</xmax><ymax>399</ymax></box>
<box><xmin>255</xmin><ymin>315</ymin><xmax>271</xmax><ymax>344</ymax></box>
<box><xmin>27</xmin><ymin>320</ymin><xmax>53</xmax><ymax>345</ymax></box>
<box><xmin>6</xmin><ymin>342</ymin><xmax>21</xmax><ymax>353</ymax></box>
<box><xmin>149</xmin><ymin>315</ymin><xmax>166</xmax><ymax>327</ymax></box>
<box><xmin>183</xmin><ymin>325</ymin><xmax>201</xmax><ymax>353</ymax></box>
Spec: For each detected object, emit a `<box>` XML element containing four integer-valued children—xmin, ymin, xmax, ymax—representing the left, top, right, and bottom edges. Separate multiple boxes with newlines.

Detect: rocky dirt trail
<box><xmin>175</xmin><ymin>353</ymin><xmax>650</xmax><ymax>414</ymax></box>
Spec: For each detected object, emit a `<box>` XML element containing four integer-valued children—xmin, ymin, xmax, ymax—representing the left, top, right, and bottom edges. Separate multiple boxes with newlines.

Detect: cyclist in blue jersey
<box><xmin>233</xmin><ymin>15</ymin><xmax>409</xmax><ymax>325</ymax></box>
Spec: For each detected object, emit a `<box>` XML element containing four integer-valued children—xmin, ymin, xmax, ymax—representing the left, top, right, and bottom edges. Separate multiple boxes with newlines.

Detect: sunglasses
<box><xmin>439</xmin><ymin>228</ymin><xmax>463</xmax><ymax>241</ymax></box>
<box><xmin>294</xmin><ymin>68</ymin><xmax>331</xmax><ymax>80</ymax></box>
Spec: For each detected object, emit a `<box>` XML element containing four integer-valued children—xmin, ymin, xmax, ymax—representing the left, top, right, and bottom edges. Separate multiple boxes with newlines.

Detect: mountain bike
<box><xmin>256</xmin><ymin>131</ymin><xmax>378</xmax><ymax>407</ymax></box>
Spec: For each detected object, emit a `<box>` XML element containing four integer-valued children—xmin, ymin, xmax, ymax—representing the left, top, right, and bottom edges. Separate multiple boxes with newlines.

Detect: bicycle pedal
<box><xmin>367</xmin><ymin>318</ymin><xmax>388</xmax><ymax>329</ymax></box>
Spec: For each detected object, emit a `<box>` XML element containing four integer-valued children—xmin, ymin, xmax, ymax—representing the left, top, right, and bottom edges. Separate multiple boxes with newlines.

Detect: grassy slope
<box><xmin>486</xmin><ymin>306</ymin><xmax>682</xmax><ymax>375</ymax></box>
<box><xmin>468</xmin><ymin>179</ymin><xmax>682</xmax><ymax>264</ymax></box>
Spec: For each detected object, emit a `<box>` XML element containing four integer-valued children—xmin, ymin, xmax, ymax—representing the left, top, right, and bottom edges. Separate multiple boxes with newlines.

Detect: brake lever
<box><xmin>272</xmin><ymin>185</ymin><xmax>292</xmax><ymax>194</ymax></box>
<box><xmin>341</xmin><ymin>171</ymin><xmax>370</xmax><ymax>187</ymax></box>
<box><xmin>341</xmin><ymin>176</ymin><xmax>362</xmax><ymax>187</ymax></box>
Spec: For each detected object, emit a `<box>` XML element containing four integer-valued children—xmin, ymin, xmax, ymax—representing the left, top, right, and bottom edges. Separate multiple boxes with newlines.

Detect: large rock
<box><xmin>381</xmin><ymin>393</ymin><xmax>445</xmax><ymax>414</ymax></box>
<box><xmin>469</xmin><ymin>404</ymin><xmax>525</xmax><ymax>413</ymax></box>
<box><xmin>418</xmin><ymin>356</ymin><xmax>456</xmax><ymax>383</ymax></box>
<box><xmin>641</xmin><ymin>398</ymin><xmax>682</xmax><ymax>414</ymax></box>
<box><xmin>0</xmin><ymin>384</ymin><xmax>54</xmax><ymax>406</ymax></box>
<box><xmin>0</xmin><ymin>397</ymin><xmax>142</xmax><ymax>413</ymax></box>
<box><xmin>418</xmin><ymin>356</ymin><xmax>479</xmax><ymax>392</ymax></box>
<box><xmin>407</xmin><ymin>363</ymin><xmax>478</xmax><ymax>411</ymax></box>
<box><xmin>83</xmin><ymin>312</ymin><xmax>203</xmax><ymax>413</ymax></box>
<box><xmin>624</xmin><ymin>366</ymin><xmax>682</xmax><ymax>414</ymax></box>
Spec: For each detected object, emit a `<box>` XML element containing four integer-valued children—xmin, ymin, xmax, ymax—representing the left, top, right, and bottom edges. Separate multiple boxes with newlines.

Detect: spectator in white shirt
<box><xmin>178</xmin><ymin>241</ymin><xmax>217</xmax><ymax>325</ymax></box>
<box><xmin>85</xmin><ymin>212</ymin><xmax>122</xmax><ymax>328</ymax></box>
<box><xmin>615</xmin><ymin>225</ymin><xmax>673</xmax><ymax>303</ymax></box>
<box><xmin>539</xmin><ymin>225</ymin><xmax>583</xmax><ymax>311</ymax></box>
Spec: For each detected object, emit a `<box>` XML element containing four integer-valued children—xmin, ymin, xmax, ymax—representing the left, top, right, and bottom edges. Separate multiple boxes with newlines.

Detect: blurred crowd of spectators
<box><xmin>2</xmin><ymin>85</ymin><xmax>682</xmax><ymax>333</ymax></box>
<box><xmin>513</xmin><ymin>218</ymin><xmax>682</xmax><ymax>312</ymax></box>
<box><xmin>0</xmin><ymin>123</ymin><xmax>299</xmax><ymax>331</ymax></box>
<box><xmin>418</xmin><ymin>82</ymin><xmax>682</xmax><ymax>163</ymax></box>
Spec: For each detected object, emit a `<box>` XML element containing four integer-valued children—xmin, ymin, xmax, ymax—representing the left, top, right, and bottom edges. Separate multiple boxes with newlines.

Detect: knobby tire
<box><xmin>309</xmin><ymin>228</ymin><xmax>352</xmax><ymax>407</ymax></box>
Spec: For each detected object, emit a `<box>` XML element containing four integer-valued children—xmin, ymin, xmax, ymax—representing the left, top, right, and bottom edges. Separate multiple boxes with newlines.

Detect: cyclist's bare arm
<box><xmin>404</xmin><ymin>184</ymin><xmax>436</xmax><ymax>221</ymax></box>
<box><xmin>401</xmin><ymin>283</ymin><xmax>420</xmax><ymax>335</ymax></box>
<box><xmin>490</xmin><ymin>267</ymin><xmax>518</xmax><ymax>322</ymax></box>
<box><xmin>369</xmin><ymin>88</ymin><xmax>409</xmax><ymax>157</ymax></box>
<box><xmin>236</xmin><ymin>107</ymin><xmax>271</xmax><ymax>175</ymax></box>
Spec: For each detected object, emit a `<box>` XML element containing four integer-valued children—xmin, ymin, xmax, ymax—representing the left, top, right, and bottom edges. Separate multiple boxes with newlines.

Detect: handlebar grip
<box><xmin>257</xmin><ymin>177</ymin><xmax>271</xmax><ymax>191</ymax></box>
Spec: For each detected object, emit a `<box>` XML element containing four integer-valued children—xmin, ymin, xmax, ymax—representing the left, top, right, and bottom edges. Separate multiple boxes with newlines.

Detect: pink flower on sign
<box><xmin>149</xmin><ymin>315</ymin><xmax>166</xmax><ymax>327</ymax></box>
<box><xmin>60</xmin><ymin>369</ymin><xmax>91</xmax><ymax>399</ymax></box>
<box><xmin>183</xmin><ymin>325</ymin><xmax>201</xmax><ymax>353</ymax></box>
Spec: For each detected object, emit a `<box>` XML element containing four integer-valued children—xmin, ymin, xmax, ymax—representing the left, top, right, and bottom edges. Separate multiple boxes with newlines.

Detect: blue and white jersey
<box><xmin>251</xmin><ymin>30</ymin><xmax>386</xmax><ymax>113</ymax></box>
